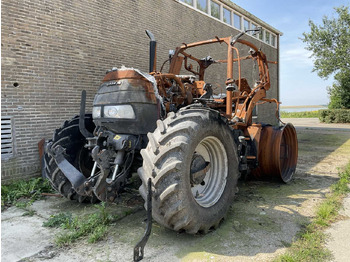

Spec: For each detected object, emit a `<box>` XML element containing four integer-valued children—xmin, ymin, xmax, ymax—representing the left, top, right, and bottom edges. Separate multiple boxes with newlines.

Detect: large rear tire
<box><xmin>138</xmin><ymin>107</ymin><xmax>239</xmax><ymax>234</ymax></box>
<box><xmin>44</xmin><ymin>115</ymin><xmax>97</xmax><ymax>203</ymax></box>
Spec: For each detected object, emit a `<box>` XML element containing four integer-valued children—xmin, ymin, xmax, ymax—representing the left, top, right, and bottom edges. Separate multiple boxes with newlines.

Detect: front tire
<box><xmin>44</xmin><ymin>115</ymin><xmax>96</xmax><ymax>203</ymax></box>
<box><xmin>138</xmin><ymin>107</ymin><xmax>239</xmax><ymax>234</ymax></box>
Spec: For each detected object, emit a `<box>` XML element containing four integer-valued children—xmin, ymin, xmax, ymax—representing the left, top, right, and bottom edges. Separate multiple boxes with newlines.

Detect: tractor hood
<box><xmin>92</xmin><ymin>68</ymin><xmax>161</xmax><ymax>135</ymax></box>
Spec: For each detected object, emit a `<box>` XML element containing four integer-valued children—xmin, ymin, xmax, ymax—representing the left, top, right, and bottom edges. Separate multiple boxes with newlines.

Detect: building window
<box><xmin>1</xmin><ymin>116</ymin><xmax>15</xmax><ymax>159</ymax></box>
<box><xmin>234</xmin><ymin>13</ymin><xmax>241</xmax><ymax>30</ymax></box>
<box><xmin>265</xmin><ymin>31</ymin><xmax>270</xmax><ymax>44</ymax></box>
<box><xmin>180</xmin><ymin>0</ymin><xmax>193</xmax><ymax>5</ymax></box>
<box><xmin>251</xmin><ymin>23</ymin><xmax>258</xmax><ymax>37</ymax></box>
<box><xmin>259</xmin><ymin>28</ymin><xmax>264</xmax><ymax>41</ymax></box>
<box><xmin>223</xmin><ymin>7</ymin><xmax>231</xmax><ymax>25</ymax></box>
<box><xmin>177</xmin><ymin>0</ymin><xmax>278</xmax><ymax>49</ymax></box>
<box><xmin>197</xmin><ymin>0</ymin><xmax>208</xmax><ymax>13</ymax></box>
<box><xmin>271</xmin><ymin>34</ymin><xmax>276</xmax><ymax>47</ymax></box>
<box><xmin>244</xmin><ymin>18</ymin><xmax>250</xmax><ymax>32</ymax></box>
<box><xmin>210</xmin><ymin>1</ymin><xmax>220</xmax><ymax>19</ymax></box>
<box><xmin>180</xmin><ymin>0</ymin><xmax>193</xmax><ymax>6</ymax></box>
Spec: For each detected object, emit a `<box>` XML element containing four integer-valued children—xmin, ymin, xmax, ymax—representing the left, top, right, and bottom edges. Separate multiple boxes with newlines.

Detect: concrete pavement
<box><xmin>283</xmin><ymin>117</ymin><xmax>350</xmax><ymax>262</ymax></box>
<box><xmin>282</xmin><ymin>118</ymin><xmax>350</xmax><ymax>131</ymax></box>
<box><xmin>325</xmin><ymin>196</ymin><xmax>350</xmax><ymax>262</ymax></box>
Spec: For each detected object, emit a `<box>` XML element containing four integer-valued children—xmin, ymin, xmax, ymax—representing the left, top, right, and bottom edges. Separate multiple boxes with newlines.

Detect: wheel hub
<box><xmin>190</xmin><ymin>153</ymin><xmax>210</xmax><ymax>185</ymax></box>
<box><xmin>190</xmin><ymin>136</ymin><xmax>228</xmax><ymax>208</ymax></box>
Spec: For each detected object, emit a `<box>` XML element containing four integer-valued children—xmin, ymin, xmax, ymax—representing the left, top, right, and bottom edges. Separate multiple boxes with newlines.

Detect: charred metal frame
<box><xmin>152</xmin><ymin>35</ymin><xmax>279</xmax><ymax>126</ymax></box>
<box><xmin>148</xmin><ymin>31</ymin><xmax>297</xmax><ymax>183</ymax></box>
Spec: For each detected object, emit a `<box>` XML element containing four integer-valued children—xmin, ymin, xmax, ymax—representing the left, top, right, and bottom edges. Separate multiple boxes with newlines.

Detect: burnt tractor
<box><xmin>44</xmin><ymin>29</ymin><xmax>297</xmax><ymax>259</ymax></box>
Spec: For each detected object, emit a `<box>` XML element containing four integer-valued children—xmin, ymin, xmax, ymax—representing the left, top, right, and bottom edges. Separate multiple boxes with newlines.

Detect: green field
<box><xmin>280</xmin><ymin>110</ymin><xmax>320</xmax><ymax>118</ymax></box>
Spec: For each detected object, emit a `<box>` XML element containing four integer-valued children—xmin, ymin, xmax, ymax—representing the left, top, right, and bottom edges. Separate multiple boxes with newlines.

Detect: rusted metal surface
<box><xmin>149</xmin><ymin>31</ymin><xmax>298</xmax><ymax>180</ymax></box>
<box><xmin>102</xmin><ymin>69</ymin><xmax>158</xmax><ymax>104</ymax></box>
<box><xmin>160</xmin><ymin>34</ymin><xmax>272</xmax><ymax>124</ymax></box>
<box><xmin>252</xmin><ymin>123</ymin><xmax>298</xmax><ymax>182</ymax></box>
<box><xmin>103</xmin><ymin>69</ymin><xmax>147</xmax><ymax>82</ymax></box>
<box><xmin>38</xmin><ymin>138</ymin><xmax>45</xmax><ymax>162</ymax></box>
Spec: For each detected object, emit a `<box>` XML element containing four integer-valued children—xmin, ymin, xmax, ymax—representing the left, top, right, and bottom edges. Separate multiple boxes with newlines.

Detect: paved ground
<box><xmin>325</xmin><ymin>196</ymin><xmax>350</xmax><ymax>262</ymax></box>
<box><xmin>282</xmin><ymin>118</ymin><xmax>350</xmax><ymax>131</ymax></box>
<box><xmin>284</xmin><ymin>118</ymin><xmax>350</xmax><ymax>262</ymax></box>
<box><xmin>1</xmin><ymin>207</ymin><xmax>57</xmax><ymax>261</ymax></box>
<box><xmin>2</xmin><ymin>118</ymin><xmax>350</xmax><ymax>262</ymax></box>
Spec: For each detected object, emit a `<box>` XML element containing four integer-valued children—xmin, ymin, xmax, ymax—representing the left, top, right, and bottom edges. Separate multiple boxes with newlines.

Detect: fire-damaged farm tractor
<box><xmin>44</xmin><ymin>29</ymin><xmax>297</xmax><ymax>260</ymax></box>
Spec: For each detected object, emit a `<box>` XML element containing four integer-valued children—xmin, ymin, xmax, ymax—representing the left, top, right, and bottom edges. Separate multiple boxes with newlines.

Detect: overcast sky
<box><xmin>233</xmin><ymin>0</ymin><xmax>350</xmax><ymax>106</ymax></box>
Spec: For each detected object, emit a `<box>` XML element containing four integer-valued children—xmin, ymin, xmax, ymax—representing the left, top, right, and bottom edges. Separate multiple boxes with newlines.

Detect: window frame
<box><xmin>196</xmin><ymin>0</ymin><xmax>208</xmax><ymax>13</ymax></box>
<box><xmin>265</xmin><ymin>30</ymin><xmax>271</xmax><ymax>45</ymax></box>
<box><xmin>210</xmin><ymin>0</ymin><xmax>220</xmax><ymax>19</ymax></box>
<box><xmin>233</xmin><ymin>12</ymin><xmax>242</xmax><ymax>30</ymax></box>
<box><xmin>222</xmin><ymin>6</ymin><xmax>232</xmax><ymax>25</ymax></box>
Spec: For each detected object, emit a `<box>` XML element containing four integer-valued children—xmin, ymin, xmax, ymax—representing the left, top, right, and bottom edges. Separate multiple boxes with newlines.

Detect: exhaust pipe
<box><xmin>145</xmin><ymin>30</ymin><xmax>157</xmax><ymax>73</ymax></box>
<box><xmin>79</xmin><ymin>90</ymin><xmax>93</xmax><ymax>138</ymax></box>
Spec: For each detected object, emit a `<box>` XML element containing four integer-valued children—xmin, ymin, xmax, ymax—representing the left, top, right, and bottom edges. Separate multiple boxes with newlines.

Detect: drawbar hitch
<box><xmin>133</xmin><ymin>178</ymin><xmax>153</xmax><ymax>261</ymax></box>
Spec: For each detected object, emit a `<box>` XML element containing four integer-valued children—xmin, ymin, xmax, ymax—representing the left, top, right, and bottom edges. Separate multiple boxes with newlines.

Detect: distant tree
<box><xmin>302</xmin><ymin>6</ymin><xmax>350</xmax><ymax>109</ymax></box>
<box><xmin>328</xmin><ymin>72</ymin><xmax>350</xmax><ymax>109</ymax></box>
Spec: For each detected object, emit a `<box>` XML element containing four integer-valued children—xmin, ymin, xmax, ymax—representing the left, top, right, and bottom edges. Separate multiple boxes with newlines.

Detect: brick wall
<box><xmin>1</xmin><ymin>0</ymin><xmax>279</xmax><ymax>182</ymax></box>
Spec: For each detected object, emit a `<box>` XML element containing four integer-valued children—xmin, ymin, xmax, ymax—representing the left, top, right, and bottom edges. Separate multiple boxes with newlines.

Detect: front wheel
<box><xmin>44</xmin><ymin>115</ymin><xmax>96</xmax><ymax>203</ymax></box>
<box><xmin>138</xmin><ymin>107</ymin><xmax>239</xmax><ymax>234</ymax></box>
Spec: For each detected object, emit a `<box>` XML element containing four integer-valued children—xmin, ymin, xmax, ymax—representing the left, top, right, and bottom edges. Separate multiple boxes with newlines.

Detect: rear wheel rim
<box><xmin>191</xmin><ymin>136</ymin><xmax>228</xmax><ymax>208</ymax></box>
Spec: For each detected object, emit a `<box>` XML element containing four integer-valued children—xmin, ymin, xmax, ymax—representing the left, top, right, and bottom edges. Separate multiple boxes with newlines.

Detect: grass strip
<box><xmin>280</xmin><ymin>111</ymin><xmax>320</xmax><ymax>118</ymax></box>
<box><xmin>274</xmin><ymin>162</ymin><xmax>350</xmax><ymax>262</ymax></box>
<box><xmin>1</xmin><ymin>177</ymin><xmax>53</xmax><ymax>208</ymax></box>
<box><xmin>43</xmin><ymin>202</ymin><xmax>118</xmax><ymax>246</ymax></box>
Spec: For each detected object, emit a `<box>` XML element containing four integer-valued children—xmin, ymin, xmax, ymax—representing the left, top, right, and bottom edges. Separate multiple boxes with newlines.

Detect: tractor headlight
<box><xmin>104</xmin><ymin>105</ymin><xmax>136</xmax><ymax>119</ymax></box>
<box><xmin>92</xmin><ymin>106</ymin><xmax>101</xmax><ymax>119</ymax></box>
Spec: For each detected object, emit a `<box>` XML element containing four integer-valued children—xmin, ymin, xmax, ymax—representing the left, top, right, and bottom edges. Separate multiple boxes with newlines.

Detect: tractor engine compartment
<box><xmin>92</xmin><ymin>68</ymin><xmax>162</xmax><ymax>135</ymax></box>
